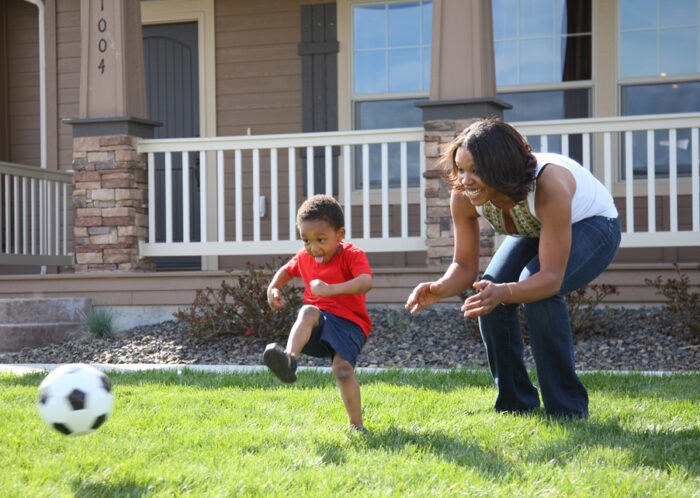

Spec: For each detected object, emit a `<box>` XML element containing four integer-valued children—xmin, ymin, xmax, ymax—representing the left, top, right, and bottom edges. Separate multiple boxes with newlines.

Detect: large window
<box><xmin>619</xmin><ymin>0</ymin><xmax>700</xmax><ymax>177</ymax></box>
<box><xmin>352</xmin><ymin>1</ymin><xmax>432</xmax><ymax>188</ymax></box>
<box><xmin>493</xmin><ymin>0</ymin><xmax>591</xmax><ymax>123</ymax></box>
<box><xmin>493</xmin><ymin>0</ymin><xmax>591</xmax><ymax>85</ymax></box>
<box><xmin>619</xmin><ymin>0</ymin><xmax>699</xmax><ymax>79</ymax></box>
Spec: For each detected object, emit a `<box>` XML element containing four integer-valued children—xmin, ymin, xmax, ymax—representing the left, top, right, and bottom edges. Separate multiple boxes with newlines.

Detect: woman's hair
<box><xmin>296</xmin><ymin>194</ymin><xmax>345</xmax><ymax>230</ymax></box>
<box><xmin>441</xmin><ymin>119</ymin><xmax>538</xmax><ymax>202</ymax></box>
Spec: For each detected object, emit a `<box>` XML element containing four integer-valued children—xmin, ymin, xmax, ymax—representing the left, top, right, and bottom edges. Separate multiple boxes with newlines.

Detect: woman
<box><xmin>405</xmin><ymin>119</ymin><xmax>620</xmax><ymax>418</ymax></box>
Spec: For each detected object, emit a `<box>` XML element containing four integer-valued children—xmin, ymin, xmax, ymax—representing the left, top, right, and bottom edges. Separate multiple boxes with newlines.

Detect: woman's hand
<box><xmin>461</xmin><ymin>280</ymin><xmax>511</xmax><ymax>318</ymax></box>
<box><xmin>405</xmin><ymin>281</ymin><xmax>444</xmax><ymax>315</ymax></box>
<box><xmin>310</xmin><ymin>279</ymin><xmax>332</xmax><ymax>297</ymax></box>
<box><xmin>267</xmin><ymin>287</ymin><xmax>284</xmax><ymax>311</ymax></box>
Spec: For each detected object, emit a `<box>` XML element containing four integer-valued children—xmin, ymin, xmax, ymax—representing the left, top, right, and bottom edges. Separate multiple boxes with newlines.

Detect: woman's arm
<box><xmin>462</xmin><ymin>164</ymin><xmax>576</xmax><ymax>317</ymax></box>
<box><xmin>405</xmin><ymin>190</ymin><xmax>481</xmax><ymax>314</ymax></box>
<box><xmin>436</xmin><ymin>190</ymin><xmax>482</xmax><ymax>295</ymax></box>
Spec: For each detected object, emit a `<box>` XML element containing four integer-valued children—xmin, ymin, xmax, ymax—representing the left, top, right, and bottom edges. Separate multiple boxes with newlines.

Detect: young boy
<box><xmin>263</xmin><ymin>194</ymin><xmax>373</xmax><ymax>432</ymax></box>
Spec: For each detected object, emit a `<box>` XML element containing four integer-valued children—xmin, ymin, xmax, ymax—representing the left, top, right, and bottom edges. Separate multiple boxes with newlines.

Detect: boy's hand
<box><xmin>309</xmin><ymin>279</ymin><xmax>332</xmax><ymax>297</ymax></box>
<box><xmin>267</xmin><ymin>287</ymin><xmax>284</xmax><ymax>311</ymax></box>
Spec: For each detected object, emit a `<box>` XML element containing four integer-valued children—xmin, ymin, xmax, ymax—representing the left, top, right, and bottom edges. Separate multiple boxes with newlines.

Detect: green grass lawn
<box><xmin>1</xmin><ymin>369</ymin><xmax>698</xmax><ymax>497</ymax></box>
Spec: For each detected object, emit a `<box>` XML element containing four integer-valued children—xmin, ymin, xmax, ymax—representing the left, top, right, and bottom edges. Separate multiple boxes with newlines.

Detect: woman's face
<box><xmin>454</xmin><ymin>146</ymin><xmax>506</xmax><ymax>206</ymax></box>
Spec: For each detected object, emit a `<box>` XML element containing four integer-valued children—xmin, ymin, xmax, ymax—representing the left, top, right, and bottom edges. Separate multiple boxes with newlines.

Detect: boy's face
<box><xmin>299</xmin><ymin>219</ymin><xmax>345</xmax><ymax>265</ymax></box>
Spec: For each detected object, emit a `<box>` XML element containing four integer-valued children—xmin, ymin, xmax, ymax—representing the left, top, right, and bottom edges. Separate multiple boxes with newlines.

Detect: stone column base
<box><xmin>422</xmin><ymin>118</ymin><xmax>497</xmax><ymax>272</ymax></box>
<box><xmin>72</xmin><ymin>135</ymin><xmax>154</xmax><ymax>272</ymax></box>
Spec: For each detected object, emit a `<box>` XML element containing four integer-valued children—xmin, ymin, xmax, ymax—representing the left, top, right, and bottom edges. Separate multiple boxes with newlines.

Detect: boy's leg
<box><xmin>331</xmin><ymin>353</ymin><xmax>363</xmax><ymax>428</ymax></box>
<box><xmin>286</xmin><ymin>305</ymin><xmax>320</xmax><ymax>358</ymax></box>
<box><xmin>264</xmin><ymin>305</ymin><xmax>320</xmax><ymax>383</ymax></box>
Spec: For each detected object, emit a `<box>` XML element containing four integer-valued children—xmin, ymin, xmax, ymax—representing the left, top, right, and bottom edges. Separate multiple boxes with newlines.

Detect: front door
<box><xmin>143</xmin><ymin>22</ymin><xmax>201</xmax><ymax>271</ymax></box>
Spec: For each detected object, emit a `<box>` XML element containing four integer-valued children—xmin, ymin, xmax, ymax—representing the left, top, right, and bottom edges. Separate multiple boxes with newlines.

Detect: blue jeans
<box><xmin>479</xmin><ymin>216</ymin><xmax>621</xmax><ymax>418</ymax></box>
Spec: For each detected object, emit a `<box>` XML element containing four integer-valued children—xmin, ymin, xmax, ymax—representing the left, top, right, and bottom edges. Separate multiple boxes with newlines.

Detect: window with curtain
<box><xmin>352</xmin><ymin>1</ymin><xmax>432</xmax><ymax>188</ymax></box>
<box><xmin>493</xmin><ymin>0</ymin><xmax>592</xmax><ymax>162</ymax></box>
<box><xmin>619</xmin><ymin>0</ymin><xmax>700</xmax><ymax>177</ymax></box>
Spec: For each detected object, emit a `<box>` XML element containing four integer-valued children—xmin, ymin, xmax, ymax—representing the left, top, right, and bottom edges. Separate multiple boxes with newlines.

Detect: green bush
<box><xmin>565</xmin><ymin>283</ymin><xmax>619</xmax><ymax>336</ymax></box>
<box><xmin>644</xmin><ymin>264</ymin><xmax>699</xmax><ymax>340</ymax></box>
<box><xmin>173</xmin><ymin>261</ymin><xmax>304</xmax><ymax>338</ymax></box>
<box><xmin>80</xmin><ymin>308</ymin><xmax>115</xmax><ymax>339</ymax></box>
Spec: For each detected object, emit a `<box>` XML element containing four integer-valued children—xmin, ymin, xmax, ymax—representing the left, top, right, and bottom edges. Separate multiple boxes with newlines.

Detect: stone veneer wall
<box><xmin>423</xmin><ymin>119</ymin><xmax>495</xmax><ymax>270</ymax></box>
<box><xmin>72</xmin><ymin>135</ymin><xmax>154</xmax><ymax>272</ymax></box>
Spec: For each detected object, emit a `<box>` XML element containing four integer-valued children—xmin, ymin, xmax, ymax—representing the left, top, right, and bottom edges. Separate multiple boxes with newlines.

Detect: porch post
<box><xmin>416</xmin><ymin>0</ymin><xmax>510</xmax><ymax>269</ymax></box>
<box><xmin>66</xmin><ymin>0</ymin><xmax>158</xmax><ymax>272</ymax></box>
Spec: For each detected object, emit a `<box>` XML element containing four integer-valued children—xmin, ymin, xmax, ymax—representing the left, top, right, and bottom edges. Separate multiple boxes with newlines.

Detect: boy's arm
<box><xmin>310</xmin><ymin>273</ymin><xmax>372</xmax><ymax>297</ymax></box>
<box><xmin>267</xmin><ymin>266</ymin><xmax>294</xmax><ymax>310</ymax></box>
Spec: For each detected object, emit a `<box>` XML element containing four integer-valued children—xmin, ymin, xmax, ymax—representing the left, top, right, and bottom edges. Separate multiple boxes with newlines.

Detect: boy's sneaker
<box><xmin>263</xmin><ymin>343</ymin><xmax>297</xmax><ymax>383</ymax></box>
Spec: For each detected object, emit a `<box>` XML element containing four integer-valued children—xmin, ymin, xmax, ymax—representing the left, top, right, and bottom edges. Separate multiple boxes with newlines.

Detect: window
<box><xmin>493</xmin><ymin>0</ymin><xmax>591</xmax><ymax>86</ymax></box>
<box><xmin>619</xmin><ymin>0</ymin><xmax>700</xmax><ymax>177</ymax></box>
<box><xmin>493</xmin><ymin>0</ymin><xmax>592</xmax><ymax>161</ymax></box>
<box><xmin>351</xmin><ymin>1</ymin><xmax>432</xmax><ymax>188</ymax></box>
<box><xmin>619</xmin><ymin>0</ymin><xmax>699</xmax><ymax>79</ymax></box>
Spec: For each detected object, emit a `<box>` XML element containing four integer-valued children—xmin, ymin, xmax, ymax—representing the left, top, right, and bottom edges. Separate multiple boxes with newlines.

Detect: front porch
<box><xmin>0</xmin><ymin>113</ymin><xmax>698</xmax><ymax>312</ymax></box>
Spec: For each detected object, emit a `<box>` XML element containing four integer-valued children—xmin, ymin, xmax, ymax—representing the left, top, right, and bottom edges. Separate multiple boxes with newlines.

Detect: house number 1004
<box><xmin>97</xmin><ymin>0</ymin><xmax>107</xmax><ymax>74</ymax></box>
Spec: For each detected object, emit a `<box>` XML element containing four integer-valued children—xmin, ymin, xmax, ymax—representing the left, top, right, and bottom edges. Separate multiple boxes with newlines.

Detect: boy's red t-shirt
<box><xmin>284</xmin><ymin>242</ymin><xmax>372</xmax><ymax>337</ymax></box>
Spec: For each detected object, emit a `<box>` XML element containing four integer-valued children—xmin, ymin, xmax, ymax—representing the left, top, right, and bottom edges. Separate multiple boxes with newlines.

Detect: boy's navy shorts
<box><xmin>301</xmin><ymin>310</ymin><xmax>367</xmax><ymax>367</ymax></box>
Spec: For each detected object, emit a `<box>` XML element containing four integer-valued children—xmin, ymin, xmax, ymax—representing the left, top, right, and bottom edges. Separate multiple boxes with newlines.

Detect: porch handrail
<box><xmin>511</xmin><ymin>112</ymin><xmax>700</xmax><ymax>248</ymax></box>
<box><xmin>137</xmin><ymin>128</ymin><xmax>426</xmax><ymax>257</ymax></box>
<box><xmin>0</xmin><ymin>161</ymin><xmax>74</xmax><ymax>266</ymax></box>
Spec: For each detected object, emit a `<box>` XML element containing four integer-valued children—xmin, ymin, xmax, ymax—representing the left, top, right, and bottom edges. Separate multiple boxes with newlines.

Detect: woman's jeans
<box><xmin>479</xmin><ymin>216</ymin><xmax>621</xmax><ymax>418</ymax></box>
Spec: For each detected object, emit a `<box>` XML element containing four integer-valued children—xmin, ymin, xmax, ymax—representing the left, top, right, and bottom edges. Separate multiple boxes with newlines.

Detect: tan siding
<box><xmin>0</xmin><ymin>264</ymin><xmax>696</xmax><ymax>306</ymax></box>
<box><xmin>54</xmin><ymin>0</ymin><xmax>80</xmax><ymax>274</ymax></box>
<box><xmin>6</xmin><ymin>0</ymin><xmax>39</xmax><ymax>166</ymax></box>
<box><xmin>56</xmin><ymin>0</ymin><xmax>80</xmax><ymax>177</ymax></box>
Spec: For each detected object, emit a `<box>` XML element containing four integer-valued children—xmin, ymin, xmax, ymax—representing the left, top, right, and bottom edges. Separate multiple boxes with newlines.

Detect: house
<box><xmin>0</xmin><ymin>0</ymin><xmax>698</xmax><ymax>332</ymax></box>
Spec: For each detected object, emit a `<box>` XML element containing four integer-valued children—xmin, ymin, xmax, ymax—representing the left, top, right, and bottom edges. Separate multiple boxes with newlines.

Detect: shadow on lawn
<box><xmin>0</xmin><ymin>368</ymin><xmax>497</xmax><ymax>392</ymax></box>
<box><xmin>3</xmin><ymin>369</ymin><xmax>699</xmax><ymax>398</ymax></box>
<box><xmin>528</xmin><ymin>416</ymin><xmax>700</xmax><ymax>477</ymax></box>
<box><xmin>339</xmin><ymin>426</ymin><xmax>516</xmax><ymax>477</ymax></box>
<box><xmin>71</xmin><ymin>478</ymin><xmax>156</xmax><ymax>497</ymax></box>
<box><xmin>336</xmin><ymin>417</ymin><xmax>699</xmax><ymax>478</ymax></box>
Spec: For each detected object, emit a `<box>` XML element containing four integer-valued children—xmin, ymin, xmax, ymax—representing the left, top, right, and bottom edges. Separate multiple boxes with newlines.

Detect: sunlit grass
<box><xmin>1</xmin><ymin>369</ymin><xmax>698</xmax><ymax>497</ymax></box>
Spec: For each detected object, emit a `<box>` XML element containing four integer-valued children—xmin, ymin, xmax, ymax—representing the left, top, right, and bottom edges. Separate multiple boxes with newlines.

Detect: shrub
<box><xmin>81</xmin><ymin>308</ymin><xmax>115</xmax><ymax>339</ymax></box>
<box><xmin>644</xmin><ymin>264</ymin><xmax>699</xmax><ymax>340</ymax></box>
<box><xmin>565</xmin><ymin>283</ymin><xmax>620</xmax><ymax>336</ymax></box>
<box><xmin>173</xmin><ymin>261</ymin><xmax>304</xmax><ymax>339</ymax></box>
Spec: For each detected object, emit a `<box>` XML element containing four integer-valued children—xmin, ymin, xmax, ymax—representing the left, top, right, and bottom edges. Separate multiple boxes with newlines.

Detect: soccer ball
<box><xmin>37</xmin><ymin>363</ymin><xmax>114</xmax><ymax>436</ymax></box>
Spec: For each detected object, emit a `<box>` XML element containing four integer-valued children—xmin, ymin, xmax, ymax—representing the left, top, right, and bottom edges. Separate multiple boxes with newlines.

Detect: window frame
<box><xmin>493</xmin><ymin>0</ymin><xmax>594</xmax><ymax>120</ymax></box>
<box><xmin>337</xmin><ymin>0</ymin><xmax>430</xmax><ymax>201</ymax></box>
<box><xmin>615</xmin><ymin>1</ymin><xmax>700</xmax><ymax>185</ymax></box>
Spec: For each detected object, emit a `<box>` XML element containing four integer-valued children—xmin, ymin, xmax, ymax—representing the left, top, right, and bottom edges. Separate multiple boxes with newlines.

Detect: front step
<box><xmin>0</xmin><ymin>298</ymin><xmax>91</xmax><ymax>352</ymax></box>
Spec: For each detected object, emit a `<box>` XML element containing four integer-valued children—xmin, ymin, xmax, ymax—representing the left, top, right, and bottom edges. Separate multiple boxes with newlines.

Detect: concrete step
<box><xmin>0</xmin><ymin>322</ymin><xmax>83</xmax><ymax>352</ymax></box>
<box><xmin>0</xmin><ymin>297</ymin><xmax>91</xmax><ymax>324</ymax></box>
<box><xmin>0</xmin><ymin>297</ymin><xmax>92</xmax><ymax>352</ymax></box>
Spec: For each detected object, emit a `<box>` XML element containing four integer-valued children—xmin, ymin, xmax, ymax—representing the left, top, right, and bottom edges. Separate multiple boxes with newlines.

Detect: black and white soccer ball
<box><xmin>37</xmin><ymin>363</ymin><xmax>114</xmax><ymax>436</ymax></box>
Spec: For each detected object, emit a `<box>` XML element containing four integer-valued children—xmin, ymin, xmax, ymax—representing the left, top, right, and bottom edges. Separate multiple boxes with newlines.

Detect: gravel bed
<box><xmin>0</xmin><ymin>307</ymin><xmax>697</xmax><ymax>371</ymax></box>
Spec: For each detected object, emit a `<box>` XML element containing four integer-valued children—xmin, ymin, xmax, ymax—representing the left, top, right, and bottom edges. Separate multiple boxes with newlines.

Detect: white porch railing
<box><xmin>137</xmin><ymin>113</ymin><xmax>700</xmax><ymax>259</ymax></box>
<box><xmin>137</xmin><ymin>128</ymin><xmax>426</xmax><ymax>257</ymax></box>
<box><xmin>0</xmin><ymin>161</ymin><xmax>74</xmax><ymax>266</ymax></box>
<box><xmin>512</xmin><ymin>112</ymin><xmax>700</xmax><ymax>248</ymax></box>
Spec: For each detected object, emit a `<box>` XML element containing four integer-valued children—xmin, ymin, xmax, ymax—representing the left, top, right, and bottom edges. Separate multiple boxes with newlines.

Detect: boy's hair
<box><xmin>296</xmin><ymin>194</ymin><xmax>345</xmax><ymax>231</ymax></box>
